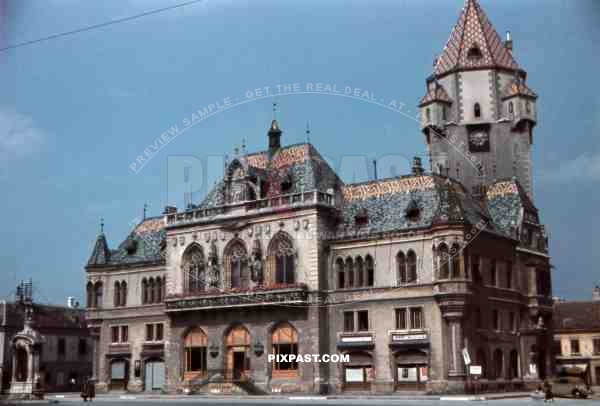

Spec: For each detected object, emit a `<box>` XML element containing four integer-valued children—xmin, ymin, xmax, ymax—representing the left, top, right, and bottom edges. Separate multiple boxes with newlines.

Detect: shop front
<box><xmin>389</xmin><ymin>332</ymin><xmax>430</xmax><ymax>391</ymax></box>
<box><xmin>337</xmin><ymin>334</ymin><xmax>374</xmax><ymax>392</ymax></box>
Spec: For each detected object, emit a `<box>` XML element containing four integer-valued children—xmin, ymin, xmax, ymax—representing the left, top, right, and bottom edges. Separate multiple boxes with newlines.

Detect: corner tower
<box><xmin>420</xmin><ymin>0</ymin><xmax>537</xmax><ymax>198</ymax></box>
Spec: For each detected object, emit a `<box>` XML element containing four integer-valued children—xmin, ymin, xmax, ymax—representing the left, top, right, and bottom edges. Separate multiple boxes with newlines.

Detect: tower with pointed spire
<box><xmin>421</xmin><ymin>0</ymin><xmax>537</xmax><ymax>198</ymax></box>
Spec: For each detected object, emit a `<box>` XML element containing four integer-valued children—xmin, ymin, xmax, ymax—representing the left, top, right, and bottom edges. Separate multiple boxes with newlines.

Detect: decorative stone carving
<box><xmin>250</xmin><ymin>239</ymin><xmax>263</xmax><ymax>283</ymax></box>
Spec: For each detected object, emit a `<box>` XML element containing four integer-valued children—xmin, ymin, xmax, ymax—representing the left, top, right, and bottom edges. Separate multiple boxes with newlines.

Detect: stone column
<box><xmin>446</xmin><ymin>315</ymin><xmax>465</xmax><ymax>377</ymax></box>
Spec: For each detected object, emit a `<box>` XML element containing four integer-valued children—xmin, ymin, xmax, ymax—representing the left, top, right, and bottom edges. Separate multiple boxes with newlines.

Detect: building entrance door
<box><xmin>233</xmin><ymin>351</ymin><xmax>245</xmax><ymax>380</ymax></box>
<box><xmin>144</xmin><ymin>360</ymin><xmax>165</xmax><ymax>391</ymax></box>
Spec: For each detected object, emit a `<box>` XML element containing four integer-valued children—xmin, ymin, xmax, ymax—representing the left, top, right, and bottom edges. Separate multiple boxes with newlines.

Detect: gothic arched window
<box><xmin>120</xmin><ymin>281</ymin><xmax>127</xmax><ymax>307</ymax></box>
<box><xmin>141</xmin><ymin>278</ymin><xmax>148</xmax><ymax>304</ymax></box>
<box><xmin>451</xmin><ymin>243</ymin><xmax>461</xmax><ymax>278</ymax></box>
<box><xmin>86</xmin><ymin>282</ymin><xmax>94</xmax><ymax>308</ymax></box>
<box><xmin>365</xmin><ymin>255</ymin><xmax>374</xmax><ymax>286</ymax></box>
<box><xmin>345</xmin><ymin>257</ymin><xmax>354</xmax><ymax>288</ymax></box>
<box><xmin>336</xmin><ymin>258</ymin><xmax>345</xmax><ymax>289</ymax></box>
<box><xmin>154</xmin><ymin>278</ymin><xmax>162</xmax><ymax>303</ymax></box>
<box><xmin>355</xmin><ymin>256</ymin><xmax>364</xmax><ymax>287</ymax></box>
<box><xmin>148</xmin><ymin>278</ymin><xmax>155</xmax><ymax>303</ymax></box>
<box><xmin>269</xmin><ymin>233</ymin><xmax>296</xmax><ymax>285</ymax></box>
<box><xmin>397</xmin><ymin>251</ymin><xmax>407</xmax><ymax>285</ymax></box>
<box><xmin>407</xmin><ymin>250</ymin><xmax>417</xmax><ymax>283</ymax></box>
<box><xmin>94</xmin><ymin>281</ymin><xmax>103</xmax><ymax>308</ymax></box>
<box><xmin>474</xmin><ymin>103</ymin><xmax>481</xmax><ymax>118</ymax></box>
<box><xmin>182</xmin><ymin>244</ymin><xmax>206</xmax><ymax>293</ymax></box>
<box><xmin>114</xmin><ymin>281</ymin><xmax>121</xmax><ymax>307</ymax></box>
<box><xmin>438</xmin><ymin>243</ymin><xmax>450</xmax><ymax>279</ymax></box>
<box><xmin>225</xmin><ymin>240</ymin><xmax>248</xmax><ymax>289</ymax></box>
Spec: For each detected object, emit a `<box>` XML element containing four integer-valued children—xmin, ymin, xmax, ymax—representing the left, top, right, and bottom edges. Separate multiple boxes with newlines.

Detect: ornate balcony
<box><xmin>166</xmin><ymin>190</ymin><xmax>336</xmax><ymax>227</ymax></box>
<box><xmin>165</xmin><ymin>284</ymin><xmax>309</xmax><ymax>312</ymax></box>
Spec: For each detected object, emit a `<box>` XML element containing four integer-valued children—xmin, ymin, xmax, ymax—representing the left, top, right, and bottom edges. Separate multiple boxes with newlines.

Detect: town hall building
<box><xmin>85</xmin><ymin>0</ymin><xmax>553</xmax><ymax>395</ymax></box>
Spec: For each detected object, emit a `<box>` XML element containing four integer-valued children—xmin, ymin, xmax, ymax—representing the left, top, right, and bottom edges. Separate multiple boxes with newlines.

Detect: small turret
<box><xmin>593</xmin><ymin>285</ymin><xmax>600</xmax><ymax>302</ymax></box>
<box><xmin>268</xmin><ymin>119</ymin><xmax>282</xmax><ymax>157</ymax></box>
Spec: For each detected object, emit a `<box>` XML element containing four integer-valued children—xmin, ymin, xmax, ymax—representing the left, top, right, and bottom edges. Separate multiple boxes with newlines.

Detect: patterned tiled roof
<box><xmin>419</xmin><ymin>84</ymin><xmax>453</xmax><ymax>107</ymax></box>
<box><xmin>503</xmin><ymin>79</ymin><xmax>537</xmax><ymax>100</ymax></box>
<box><xmin>338</xmin><ymin>175</ymin><xmax>496</xmax><ymax>237</ymax></box>
<box><xmin>87</xmin><ymin>217</ymin><xmax>166</xmax><ymax>267</ymax></box>
<box><xmin>485</xmin><ymin>178</ymin><xmax>537</xmax><ymax>237</ymax></box>
<box><xmin>200</xmin><ymin>143</ymin><xmax>343</xmax><ymax>210</ymax></box>
<box><xmin>434</xmin><ymin>0</ymin><xmax>518</xmax><ymax>77</ymax></box>
<box><xmin>554</xmin><ymin>301</ymin><xmax>600</xmax><ymax>332</ymax></box>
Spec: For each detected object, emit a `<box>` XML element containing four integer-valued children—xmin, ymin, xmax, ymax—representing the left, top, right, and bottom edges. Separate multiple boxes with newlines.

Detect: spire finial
<box><xmin>272</xmin><ymin>98</ymin><xmax>279</xmax><ymax>120</ymax></box>
<box><xmin>100</xmin><ymin>217</ymin><xmax>105</xmax><ymax>234</ymax></box>
<box><xmin>305</xmin><ymin>120</ymin><xmax>311</xmax><ymax>143</ymax></box>
<box><xmin>143</xmin><ymin>202</ymin><xmax>148</xmax><ymax>220</ymax></box>
<box><xmin>241</xmin><ymin>136</ymin><xmax>247</xmax><ymax>154</ymax></box>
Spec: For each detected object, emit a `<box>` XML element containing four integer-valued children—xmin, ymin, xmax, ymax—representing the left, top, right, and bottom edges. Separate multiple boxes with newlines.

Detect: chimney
<box><xmin>505</xmin><ymin>30</ymin><xmax>513</xmax><ymax>53</ymax></box>
<box><xmin>268</xmin><ymin>120</ymin><xmax>282</xmax><ymax>157</ymax></box>
<box><xmin>412</xmin><ymin>156</ymin><xmax>424</xmax><ymax>175</ymax></box>
<box><xmin>593</xmin><ymin>285</ymin><xmax>600</xmax><ymax>301</ymax></box>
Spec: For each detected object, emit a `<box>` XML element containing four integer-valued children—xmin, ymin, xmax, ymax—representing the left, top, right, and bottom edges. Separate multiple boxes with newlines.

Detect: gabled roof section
<box><xmin>434</xmin><ymin>0</ymin><xmax>519</xmax><ymax>77</ymax></box>
<box><xmin>199</xmin><ymin>142</ymin><xmax>343</xmax><ymax>210</ymax></box>
<box><xmin>503</xmin><ymin>79</ymin><xmax>538</xmax><ymax>100</ymax></box>
<box><xmin>419</xmin><ymin>83</ymin><xmax>453</xmax><ymax>107</ymax></box>
<box><xmin>87</xmin><ymin>233</ymin><xmax>110</xmax><ymax>266</ymax></box>
<box><xmin>87</xmin><ymin>217</ymin><xmax>166</xmax><ymax>268</ymax></box>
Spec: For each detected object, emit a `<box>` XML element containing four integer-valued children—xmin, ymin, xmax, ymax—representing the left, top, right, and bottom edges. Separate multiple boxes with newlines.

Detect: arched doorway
<box><xmin>394</xmin><ymin>350</ymin><xmax>428</xmax><ymax>391</ymax></box>
<box><xmin>271</xmin><ymin>323</ymin><xmax>299</xmax><ymax>378</ymax></box>
<box><xmin>224</xmin><ymin>325</ymin><xmax>250</xmax><ymax>381</ymax></box>
<box><xmin>14</xmin><ymin>346</ymin><xmax>29</xmax><ymax>382</ymax></box>
<box><xmin>144</xmin><ymin>357</ymin><xmax>165</xmax><ymax>392</ymax></box>
<box><xmin>342</xmin><ymin>351</ymin><xmax>373</xmax><ymax>391</ymax></box>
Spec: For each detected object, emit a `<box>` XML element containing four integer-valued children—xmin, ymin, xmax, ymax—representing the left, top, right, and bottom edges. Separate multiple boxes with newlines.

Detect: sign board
<box><xmin>341</xmin><ymin>336</ymin><xmax>372</xmax><ymax>343</ymax></box>
<box><xmin>462</xmin><ymin>348</ymin><xmax>471</xmax><ymax>366</ymax></box>
<box><xmin>391</xmin><ymin>333</ymin><xmax>428</xmax><ymax>342</ymax></box>
<box><xmin>469</xmin><ymin>365</ymin><xmax>482</xmax><ymax>376</ymax></box>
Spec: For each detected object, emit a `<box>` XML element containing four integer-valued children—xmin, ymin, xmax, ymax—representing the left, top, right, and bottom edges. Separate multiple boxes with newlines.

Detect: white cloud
<box><xmin>0</xmin><ymin>108</ymin><xmax>45</xmax><ymax>159</ymax></box>
<box><xmin>538</xmin><ymin>152</ymin><xmax>600</xmax><ymax>184</ymax></box>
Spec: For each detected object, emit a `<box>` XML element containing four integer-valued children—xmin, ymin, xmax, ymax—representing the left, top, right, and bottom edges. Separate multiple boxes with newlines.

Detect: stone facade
<box><xmin>85</xmin><ymin>0</ymin><xmax>553</xmax><ymax>395</ymax></box>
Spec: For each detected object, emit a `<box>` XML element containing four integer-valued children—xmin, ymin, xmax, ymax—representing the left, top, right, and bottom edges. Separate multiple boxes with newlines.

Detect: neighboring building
<box><xmin>0</xmin><ymin>291</ymin><xmax>93</xmax><ymax>394</ymax></box>
<box><xmin>553</xmin><ymin>287</ymin><xmax>600</xmax><ymax>387</ymax></box>
<box><xmin>85</xmin><ymin>0</ymin><xmax>553</xmax><ymax>394</ymax></box>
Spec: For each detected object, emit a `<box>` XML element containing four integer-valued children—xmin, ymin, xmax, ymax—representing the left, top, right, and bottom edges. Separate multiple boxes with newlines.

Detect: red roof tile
<box><xmin>419</xmin><ymin>84</ymin><xmax>453</xmax><ymax>107</ymax></box>
<box><xmin>434</xmin><ymin>0</ymin><xmax>519</xmax><ymax>77</ymax></box>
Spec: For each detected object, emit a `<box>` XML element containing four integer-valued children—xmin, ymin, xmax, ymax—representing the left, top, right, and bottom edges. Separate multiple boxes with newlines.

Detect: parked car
<box><xmin>551</xmin><ymin>376</ymin><xmax>592</xmax><ymax>399</ymax></box>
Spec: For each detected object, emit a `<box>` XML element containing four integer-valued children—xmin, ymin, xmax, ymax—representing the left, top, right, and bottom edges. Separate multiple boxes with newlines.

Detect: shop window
<box><xmin>184</xmin><ymin>328</ymin><xmax>208</xmax><ymax>378</ymax></box>
<box><xmin>272</xmin><ymin>323</ymin><xmax>299</xmax><ymax>375</ymax></box>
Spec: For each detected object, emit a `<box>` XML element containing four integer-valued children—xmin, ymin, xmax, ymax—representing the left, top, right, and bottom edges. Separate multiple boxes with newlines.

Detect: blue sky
<box><xmin>1</xmin><ymin>0</ymin><xmax>598</xmax><ymax>304</ymax></box>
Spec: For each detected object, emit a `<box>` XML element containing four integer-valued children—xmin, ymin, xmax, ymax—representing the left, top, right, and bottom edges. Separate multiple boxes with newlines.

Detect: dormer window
<box><xmin>474</xmin><ymin>103</ymin><xmax>481</xmax><ymax>118</ymax></box>
<box><xmin>405</xmin><ymin>199</ymin><xmax>420</xmax><ymax>221</ymax></box>
<box><xmin>124</xmin><ymin>238</ymin><xmax>138</xmax><ymax>255</ymax></box>
<box><xmin>467</xmin><ymin>45</ymin><xmax>483</xmax><ymax>60</ymax></box>
<box><xmin>354</xmin><ymin>208</ymin><xmax>369</xmax><ymax>227</ymax></box>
